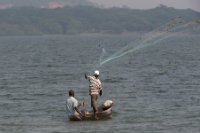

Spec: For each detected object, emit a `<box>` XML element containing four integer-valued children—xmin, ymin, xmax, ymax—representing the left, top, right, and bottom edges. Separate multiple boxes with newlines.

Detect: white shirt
<box><xmin>66</xmin><ymin>96</ymin><xmax>78</xmax><ymax>116</ymax></box>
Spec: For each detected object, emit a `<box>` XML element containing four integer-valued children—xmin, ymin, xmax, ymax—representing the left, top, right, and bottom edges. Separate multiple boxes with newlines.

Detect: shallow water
<box><xmin>0</xmin><ymin>34</ymin><xmax>200</xmax><ymax>133</ymax></box>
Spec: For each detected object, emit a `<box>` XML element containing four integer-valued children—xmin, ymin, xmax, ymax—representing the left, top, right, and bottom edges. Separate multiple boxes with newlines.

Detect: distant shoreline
<box><xmin>0</xmin><ymin>5</ymin><xmax>199</xmax><ymax>36</ymax></box>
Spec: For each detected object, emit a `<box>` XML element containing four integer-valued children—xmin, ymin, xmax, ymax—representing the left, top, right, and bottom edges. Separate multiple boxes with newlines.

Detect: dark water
<box><xmin>0</xmin><ymin>34</ymin><xmax>200</xmax><ymax>133</ymax></box>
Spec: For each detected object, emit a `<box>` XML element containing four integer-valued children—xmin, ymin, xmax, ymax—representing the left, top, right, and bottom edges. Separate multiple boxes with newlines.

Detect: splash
<box><xmin>98</xmin><ymin>18</ymin><xmax>200</xmax><ymax>67</ymax></box>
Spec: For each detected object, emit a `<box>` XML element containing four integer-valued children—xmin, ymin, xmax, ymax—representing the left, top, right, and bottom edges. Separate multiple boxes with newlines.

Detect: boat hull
<box><xmin>69</xmin><ymin>100</ymin><xmax>113</xmax><ymax>121</ymax></box>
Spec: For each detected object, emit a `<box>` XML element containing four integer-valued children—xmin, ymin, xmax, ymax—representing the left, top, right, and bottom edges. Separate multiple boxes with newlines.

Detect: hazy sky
<box><xmin>89</xmin><ymin>0</ymin><xmax>200</xmax><ymax>12</ymax></box>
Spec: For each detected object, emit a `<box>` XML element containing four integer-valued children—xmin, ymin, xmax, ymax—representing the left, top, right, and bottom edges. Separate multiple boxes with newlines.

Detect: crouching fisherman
<box><xmin>66</xmin><ymin>90</ymin><xmax>84</xmax><ymax>120</ymax></box>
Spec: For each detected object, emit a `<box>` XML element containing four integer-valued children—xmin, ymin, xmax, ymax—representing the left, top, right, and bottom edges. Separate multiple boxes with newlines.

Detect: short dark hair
<box><xmin>69</xmin><ymin>90</ymin><xmax>74</xmax><ymax>96</ymax></box>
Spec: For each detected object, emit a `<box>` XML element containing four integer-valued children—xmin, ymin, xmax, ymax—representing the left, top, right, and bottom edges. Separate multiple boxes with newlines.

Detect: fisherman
<box><xmin>85</xmin><ymin>70</ymin><xmax>102</xmax><ymax>119</ymax></box>
<box><xmin>66</xmin><ymin>90</ymin><xmax>84</xmax><ymax>120</ymax></box>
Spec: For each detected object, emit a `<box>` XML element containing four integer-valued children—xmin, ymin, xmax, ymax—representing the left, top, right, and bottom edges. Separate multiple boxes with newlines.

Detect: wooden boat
<box><xmin>69</xmin><ymin>100</ymin><xmax>113</xmax><ymax>121</ymax></box>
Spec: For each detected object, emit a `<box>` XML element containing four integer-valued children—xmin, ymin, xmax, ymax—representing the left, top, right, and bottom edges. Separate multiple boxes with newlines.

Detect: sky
<box><xmin>89</xmin><ymin>0</ymin><xmax>200</xmax><ymax>12</ymax></box>
<box><xmin>0</xmin><ymin>0</ymin><xmax>199</xmax><ymax>12</ymax></box>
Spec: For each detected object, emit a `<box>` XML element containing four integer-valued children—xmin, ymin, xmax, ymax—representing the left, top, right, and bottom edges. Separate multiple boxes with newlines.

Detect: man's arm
<box><xmin>85</xmin><ymin>73</ymin><xmax>88</xmax><ymax>79</ymax></box>
<box><xmin>74</xmin><ymin>107</ymin><xmax>83</xmax><ymax>117</ymax></box>
<box><xmin>99</xmin><ymin>84</ymin><xmax>103</xmax><ymax>96</ymax></box>
<box><xmin>99</xmin><ymin>90</ymin><xmax>102</xmax><ymax>96</ymax></box>
<box><xmin>74</xmin><ymin>99</ymin><xmax>84</xmax><ymax>118</ymax></box>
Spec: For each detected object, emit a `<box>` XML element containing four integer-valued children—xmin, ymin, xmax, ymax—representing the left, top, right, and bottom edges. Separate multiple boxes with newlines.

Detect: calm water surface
<box><xmin>0</xmin><ymin>34</ymin><xmax>200</xmax><ymax>133</ymax></box>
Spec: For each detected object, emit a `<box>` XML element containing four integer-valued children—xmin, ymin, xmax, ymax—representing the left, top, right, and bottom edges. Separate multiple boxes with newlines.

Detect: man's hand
<box><xmin>99</xmin><ymin>90</ymin><xmax>102</xmax><ymax>96</ymax></box>
<box><xmin>80</xmin><ymin>101</ymin><xmax>85</xmax><ymax>107</ymax></box>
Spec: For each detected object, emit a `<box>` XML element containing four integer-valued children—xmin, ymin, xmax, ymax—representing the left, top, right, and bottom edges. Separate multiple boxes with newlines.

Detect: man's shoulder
<box><xmin>68</xmin><ymin>97</ymin><xmax>78</xmax><ymax>102</ymax></box>
<box><xmin>88</xmin><ymin>75</ymin><xmax>96</xmax><ymax>80</ymax></box>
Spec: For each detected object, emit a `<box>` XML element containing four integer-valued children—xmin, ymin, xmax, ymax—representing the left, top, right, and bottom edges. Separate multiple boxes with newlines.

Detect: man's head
<box><xmin>94</xmin><ymin>70</ymin><xmax>100</xmax><ymax>77</ymax></box>
<box><xmin>68</xmin><ymin>90</ymin><xmax>74</xmax><ymax>97</ymax></box>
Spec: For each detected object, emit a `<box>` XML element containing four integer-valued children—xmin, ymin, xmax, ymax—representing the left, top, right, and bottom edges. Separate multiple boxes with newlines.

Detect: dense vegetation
<box><xmin>0</xmin><ymin>5</ymin><xmax>199</xmax><ymax>35</ymax></box>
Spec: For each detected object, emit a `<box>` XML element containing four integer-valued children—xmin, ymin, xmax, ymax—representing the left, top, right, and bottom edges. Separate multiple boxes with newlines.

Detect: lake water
<box><xmin>0</xmin><ymin>33</ymin><xmax>200</xmax><ymax>133</ymax></box>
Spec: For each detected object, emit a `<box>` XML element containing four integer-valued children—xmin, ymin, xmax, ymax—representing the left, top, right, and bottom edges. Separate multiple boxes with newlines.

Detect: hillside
<box><xmin>0</xmin><ymin>5</ymin><xmax>199</xmax><ymax>35</ymax></box>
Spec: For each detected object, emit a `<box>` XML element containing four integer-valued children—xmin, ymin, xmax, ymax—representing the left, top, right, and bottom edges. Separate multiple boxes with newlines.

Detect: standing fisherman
<box><xmin>85</xmin><ymin>70</ymin><xmax>102</xmax><ymax>119</ymax></box>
